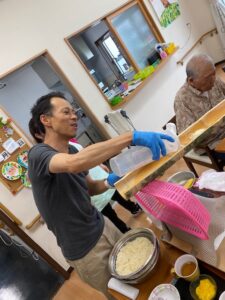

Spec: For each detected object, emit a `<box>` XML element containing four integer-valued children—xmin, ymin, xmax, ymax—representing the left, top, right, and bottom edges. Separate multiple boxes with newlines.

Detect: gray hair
<box><xmin>186</xmin><ymin>54</ymin><xmax>214</xmax><ymax>79</ymax></box>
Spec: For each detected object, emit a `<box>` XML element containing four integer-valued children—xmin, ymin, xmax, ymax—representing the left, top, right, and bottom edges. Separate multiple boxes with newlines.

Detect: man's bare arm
<box><xmin>49</xmin><ymin>132</ymin><xmax>132</xmax><ymax>174</ymax></box>
<box><xmin>86</xmin><ymin>174</ymin><xmax>108</xmax><ymax>196</ymax></box>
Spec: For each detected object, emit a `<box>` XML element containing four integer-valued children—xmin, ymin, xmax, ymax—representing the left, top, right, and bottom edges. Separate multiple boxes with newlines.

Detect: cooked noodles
<box><xmin>116</xmin><ymin>237</ymin><xmax>154</xmax><ymax>276</ymax></box>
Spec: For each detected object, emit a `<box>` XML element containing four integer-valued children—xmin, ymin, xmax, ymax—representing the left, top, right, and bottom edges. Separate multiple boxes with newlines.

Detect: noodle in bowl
<box><xmin>108</xmin><ymin>228</ymin><xmax>160</xmax><ymax>284</ymax></box>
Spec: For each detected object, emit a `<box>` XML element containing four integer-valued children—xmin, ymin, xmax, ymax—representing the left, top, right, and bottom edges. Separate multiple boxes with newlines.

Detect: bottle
<box><xmin>110</xmin><ymin>123</ymin><xmax>180</xmax><ymax>177</ymax></box>
<box><xmin>156</xmin><ymin>45</ymin><xmax>167</xmax><ymax>60</ymax></box>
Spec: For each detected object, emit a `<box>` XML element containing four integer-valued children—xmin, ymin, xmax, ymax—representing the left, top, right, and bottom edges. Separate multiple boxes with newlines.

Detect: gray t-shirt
<box><xmin>28</xmin><ymin>143</ymin><xmax>104</xmax><ymax>260</ymax></box>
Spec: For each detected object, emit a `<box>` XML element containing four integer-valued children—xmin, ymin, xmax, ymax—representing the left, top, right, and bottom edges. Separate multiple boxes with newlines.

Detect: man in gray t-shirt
<box><xmin>28</xmin><ymin>92</ymin><xmax>174</xmax><ymax>298</ymax></box>
<box><xmin>29</xmin><ymin>143</ymin><xmax>104</xmax><ymax>261</ymax></box>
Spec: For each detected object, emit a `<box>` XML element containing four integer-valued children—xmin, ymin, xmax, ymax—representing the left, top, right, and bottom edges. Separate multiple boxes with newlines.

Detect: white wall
<box><xmin>0</xmin><ymin>0</ymin><xmax>224</xmax><ymax>267</ymax></box>
<box><xmin>0</xmin><ymin>0</ymin><xmax>224</xmax><ymax>132</ymax></box>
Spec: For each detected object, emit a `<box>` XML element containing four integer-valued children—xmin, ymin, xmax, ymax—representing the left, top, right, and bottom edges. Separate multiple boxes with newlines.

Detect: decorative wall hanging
<box><xmin>0</xmin><ymin>107</ymin><xmax>32</xmax><ymax>194</ymax></box>
<box><xmin>149</xmin><ymin>0</ymin><xmax>180</xmax><ymax>28</ymax></box>
<box><xmin>17</xmin><ymin>150</ymin><xmax>28</xmax><ymax>169</ymax></box>
<box><xmin>2</xmin><ymin>162</ymin><xmax>22</xmax><ymax>181</ymax></box>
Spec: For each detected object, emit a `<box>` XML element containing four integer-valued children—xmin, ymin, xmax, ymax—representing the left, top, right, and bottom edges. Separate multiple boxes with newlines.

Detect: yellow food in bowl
<box><xmin>196</xmin><ymin>278</ymin><xmax>216</xmax><ymax>300</ymax></box>
<box><xmin>183</xmin><ymin>178</ymin><xmax>195</xmax><ymax>189</ymax></box>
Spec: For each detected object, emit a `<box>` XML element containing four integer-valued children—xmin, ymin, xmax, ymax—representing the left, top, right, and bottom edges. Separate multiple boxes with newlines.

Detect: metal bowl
<box><xmin>167</xmin><ymin>171</ymin><xmax>196</xmax><ymax>186</ymax></box>
<box><xmin>108</xmin><ymin>228</ymin><xmax>160</xmax><ymax>284</ymax></box>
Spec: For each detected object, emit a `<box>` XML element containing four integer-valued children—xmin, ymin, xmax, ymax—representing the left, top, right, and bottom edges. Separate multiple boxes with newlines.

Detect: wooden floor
<box><xmin>54</xmin><ymin>64</ymin><xmax>225</xmax><ymax>300</ymax></box>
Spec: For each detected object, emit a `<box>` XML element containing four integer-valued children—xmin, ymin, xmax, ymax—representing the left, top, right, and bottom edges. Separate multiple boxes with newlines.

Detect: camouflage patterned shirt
<box><xmin>174</xmin><ymin>77</ymin><xmax>225</xmax><ymax>147</ymax></box>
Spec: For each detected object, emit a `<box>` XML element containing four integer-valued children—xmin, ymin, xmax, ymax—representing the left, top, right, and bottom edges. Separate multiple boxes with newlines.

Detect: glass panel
<box><xmin>68</xmin><ymin>21</ymin><xmax>129</xmax><ymax>93</ymax></box>
<box><xmin>111</xmin><ymin>4</ymin><xmax>158</xmax><ymax>69</ymax></box>
<box><xmin>102</xmin><ymin>36</ymin><xmax>131</xmax><ymax>75</ymax></box>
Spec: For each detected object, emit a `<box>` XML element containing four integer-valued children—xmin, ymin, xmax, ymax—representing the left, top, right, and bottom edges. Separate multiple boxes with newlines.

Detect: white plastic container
<box><xmin>110</xmin><ymin>123</ymin><xmax>180</xmax><ymax>177</ymax></box>
<box><xmin>219</xmin><ymin>291</ymin><xmax>225</xmax><ymax>300</ymax></box>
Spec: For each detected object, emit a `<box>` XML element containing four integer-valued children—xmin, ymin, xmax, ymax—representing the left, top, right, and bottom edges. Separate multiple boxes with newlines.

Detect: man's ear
<box><xmin>40</xmin><ymin>114</ymin><xmax>51</xmax><ymax>127</ymax></box>
<box><xmin>187</xmin><ymin>76</ymin><xmax>194</xmax><ymax>85</ymax></box>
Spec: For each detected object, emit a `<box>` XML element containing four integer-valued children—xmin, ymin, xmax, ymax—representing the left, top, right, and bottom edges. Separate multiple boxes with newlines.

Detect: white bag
<box><xmin>198</xmin><ymin>169</ymin><xmax>225</xmax><ymax>191</ymax></box>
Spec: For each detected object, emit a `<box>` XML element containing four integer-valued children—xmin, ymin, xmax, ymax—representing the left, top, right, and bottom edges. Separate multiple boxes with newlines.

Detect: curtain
<box><xmin>210</xmin><ymin>0</ymin><xmax>225</xmax><ymax>51</ymax></box>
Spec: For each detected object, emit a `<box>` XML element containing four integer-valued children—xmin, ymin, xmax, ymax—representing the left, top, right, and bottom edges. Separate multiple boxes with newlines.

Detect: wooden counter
<box><xmin>109</xmin><ymin>225</ymin><xmax>225</xmax><ymax>300</ymax></box>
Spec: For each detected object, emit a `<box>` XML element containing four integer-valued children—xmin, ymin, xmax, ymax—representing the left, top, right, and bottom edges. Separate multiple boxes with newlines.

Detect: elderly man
<box><xmin>174</xmin><ymin>54</ymin><xmax>225</xmax><ymax>150</ymax></box>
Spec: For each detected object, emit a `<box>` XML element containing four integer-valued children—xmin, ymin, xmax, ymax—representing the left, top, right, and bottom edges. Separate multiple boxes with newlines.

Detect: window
<box><xmin>95</xmin><ymin>32</ymin><xmax>135</xmax><ymax>82</ymax></box>
<box><xmin>101</xmin><ymin>35</ymin><xmax>130</xmax><ymax>76</ymax></box>
<box><xmin>108</xmin><ymin>4</ymin><xmax>158</xmax><ymax>69</ymax></box>
<box><xmin>66</xmin><ymin>0</ymin><xmax>164</xmax><ymax>107</ymax></box>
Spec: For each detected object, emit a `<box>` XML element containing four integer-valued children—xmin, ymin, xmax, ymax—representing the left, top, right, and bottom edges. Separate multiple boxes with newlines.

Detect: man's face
<box><xmin>188</xmin><ymin>64</ymin><xmax>216</xmax><ymax>92</ymax></box>
<box><xmin>46</xmin><ymin>97</ymin><xmax>78</xmax><ymax>138</ymax></box>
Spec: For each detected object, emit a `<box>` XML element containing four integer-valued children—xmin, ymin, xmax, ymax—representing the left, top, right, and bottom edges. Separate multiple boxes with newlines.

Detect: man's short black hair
<box><xmin>29</xmin><ymin>91</ymin><xmax>66</xmax><ymax>142</ymax></box>
<box><xmin>28</xmin><ymin>118</ymin><xmax>43</xmax><ymax>143</ymax></box>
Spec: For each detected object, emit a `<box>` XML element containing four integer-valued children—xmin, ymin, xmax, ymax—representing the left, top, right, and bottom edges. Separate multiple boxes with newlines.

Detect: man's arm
<box><xmin>49</xmin><ymin>132</ymin><xmax>132</xmax><ymax>174</ymax></box>
<box><xmin>86</xmin><ymin>174</ymin><xmax>108</xmax><ymax>196</ymax></box>
<box><xmin>99</xmin><ymin>164</ymin><xmax>109</xmax><ymax>173</ymax></box>
<box><xmin>49</xmin><ymin>131</ymin><xmax>174</xmax><ymax>174</ymax></box>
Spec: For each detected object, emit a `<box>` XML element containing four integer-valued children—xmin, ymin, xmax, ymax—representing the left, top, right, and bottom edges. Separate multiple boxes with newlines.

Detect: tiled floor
<box><xmin>0</xmin><ymin>230</ymin><xmax>64</xmax><ymax>300</ymax></box>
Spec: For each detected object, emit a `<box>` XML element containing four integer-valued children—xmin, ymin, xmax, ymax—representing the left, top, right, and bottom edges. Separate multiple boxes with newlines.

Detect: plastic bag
<box><xmin>197</xmin><ymin>170</ymin><xmax>225</xmax><ymax>191</ymax></box>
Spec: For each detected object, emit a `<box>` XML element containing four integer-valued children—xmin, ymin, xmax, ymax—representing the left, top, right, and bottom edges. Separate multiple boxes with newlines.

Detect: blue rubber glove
<box><xmin>107</xmin><ymin>172</ymin><xmax>121</xmax><ymax>187</ymax></box>
<box><xmin>132</xmin><ymin>131</ymin><xmax>175</xmax><ymax>160</ymax></box>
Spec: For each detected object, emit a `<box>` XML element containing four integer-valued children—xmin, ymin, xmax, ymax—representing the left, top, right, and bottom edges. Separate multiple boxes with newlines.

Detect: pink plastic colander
<box><xmin>135</xmin><ymin>180</ymin><xmax>210</xmax><ymax>239</ymax></box>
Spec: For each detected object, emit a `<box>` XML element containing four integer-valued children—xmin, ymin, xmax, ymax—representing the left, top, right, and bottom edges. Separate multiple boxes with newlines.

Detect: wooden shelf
<box><xmin>111</xmin><ymin>47</ymin><xmax>179</xmax><ymax>110</ymax></box>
